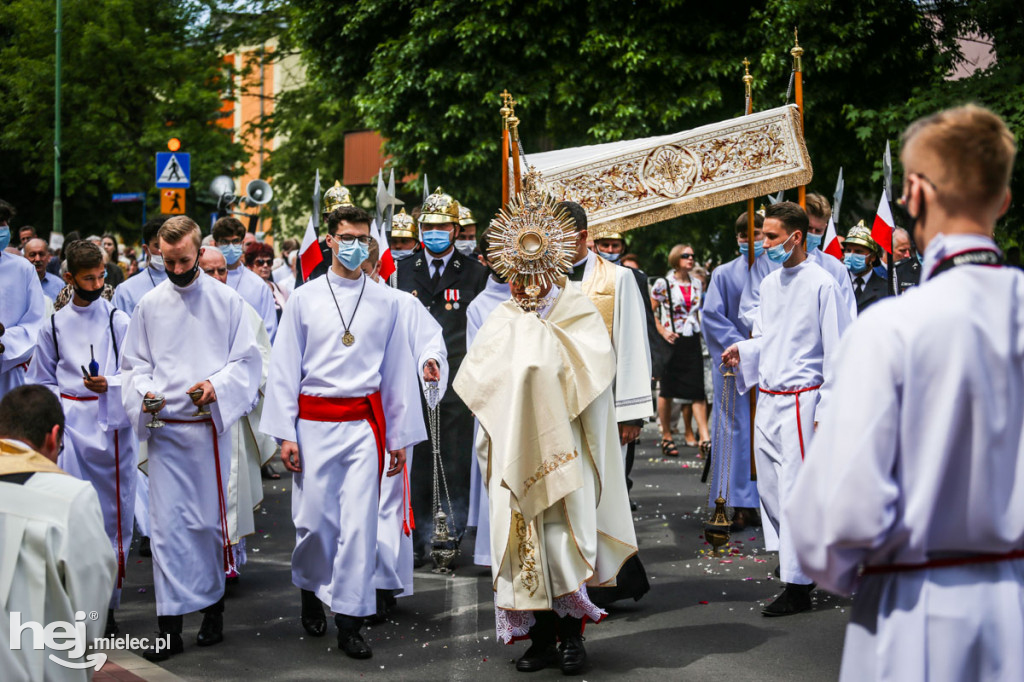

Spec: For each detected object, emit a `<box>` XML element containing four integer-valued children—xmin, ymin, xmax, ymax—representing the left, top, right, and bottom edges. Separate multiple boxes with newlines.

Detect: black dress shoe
<box><xmin>300</xmin><ymin>590</ymin><xmax>327</xmax><ymax>637</ymax></box>
<box><xmin>515</xmin><ymin>643</ymin><xmax>558</xmax><ymax>672</ymax></box>
<box><xmin>142</xmin><ymin>633</ymin><xmax>183</xmax><ymax>662</ymax></box>
<box><xmin>558</xmin><ymin>635</ymin><xmax>587</xmax><ymax>675</ymax></box>
<box><xmin>196</xmin><ymin>612</ymin><xmax>223</xmax><ymax>646</ymax></box>
<box><xmin>138</xmin><ymin>536</ymin><xmax>152</xmax><ymax>557</ymax></box>
<box><xmin>761</xmin><ymin>583</ymin><xmax>814</xmax><ymax>617</ymax></box>
<box><xmin>338</xmin><ymin>631</ymin><xmax>372</xmax><ymax>659</ymax></box>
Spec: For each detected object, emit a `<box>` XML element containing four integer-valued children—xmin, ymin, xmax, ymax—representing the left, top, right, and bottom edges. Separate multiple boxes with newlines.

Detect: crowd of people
<box><xmin>1</xmin><ymin>104</ymin><xmax>1022</xmax><ymax>681</ymax></box>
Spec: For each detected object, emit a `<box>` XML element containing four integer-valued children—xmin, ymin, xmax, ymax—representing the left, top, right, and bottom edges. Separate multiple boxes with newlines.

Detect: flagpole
<box><xmin>791</xmin><ymin>30</ymin><xmax>806</xmax><ymax>210</ymax></box>
<box><xmin>509</xmin><ymin>108</ymin><xmax>523</xmax><ymax>197</ymax></box>
<box><xmin>500</xmin><ymin>90</ymin><xmax>512</xmax><ymax>208</ymax></box>
<box><xmin>742</xmin><ymin>58</ymin><xmax>758</xmax><ymax>483</ymax></box>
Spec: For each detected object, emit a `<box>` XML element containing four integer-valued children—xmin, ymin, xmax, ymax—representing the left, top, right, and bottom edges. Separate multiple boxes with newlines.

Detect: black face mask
<box><xmin>74</xmin><ymin>284</ymin><xmax>104</xmax><ymax>303</ymax></box>
<box><xmin>166</xmin><ymin>255</ymin><xmax>200</xmax><ymax>287</ymax></box>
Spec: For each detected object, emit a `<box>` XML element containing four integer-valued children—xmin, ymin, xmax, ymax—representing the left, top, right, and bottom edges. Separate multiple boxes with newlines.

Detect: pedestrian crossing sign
<box><xmin>155</xmin><ymin>152</ymin><xmax>191</xmax><ymax>188</ymax></box>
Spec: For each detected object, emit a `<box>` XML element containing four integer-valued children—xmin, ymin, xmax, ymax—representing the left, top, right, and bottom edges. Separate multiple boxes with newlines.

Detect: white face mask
<box><xmin>149</xmin><ymin>254</ymin><xmax>165</xmax><ymax>271</ymax></box>
<box><xmin>454</xmin><ymin>239</ymin><xmax>476</xmax><ymax>256</ymax></box>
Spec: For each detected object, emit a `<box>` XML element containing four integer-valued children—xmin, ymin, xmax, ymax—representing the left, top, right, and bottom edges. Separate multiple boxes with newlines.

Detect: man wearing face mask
<box><xmin>395</xmin><ymin>188</ymin><xmax>488</xmax><ymax>564</ymax></box>
<box><xmin>385</xmin><ymin>209</ymin><xmax>420</xmax><ymax>285</ymax></box>
<box><xmin>805</xmin><ymin>194</ymin><xmax>859</xmax><ymax>319</ymax></box>
<box><xmin>27</xmin><ymin>240</ymin><xmax>137</xmax><ymax>637</ymax></box>
<box><xmin>262</xmin><ymin>205</ymin><xmax>425</xmax><ymax>659</ymax></box>
<box><xmin>212</xmin><ymin>217</ymin><xmax>277</xmax><ymax>341</ymax></box>
<box><xmin>843</xmin><ymin>223</ymin><xmax>889</xmax><ymax>314</ymax></box>
<box><xmin>120</xmin><ymin>216</ymin><xmax>262</xmax><ymax>660</ymax></box>
<box><xmin>455</xmin><ymin>205</ymin><xmax>478</xmax><ymax>257</ymax></box>
<box><xmin>891</xmin><ymin>227</ymin><xmax>922</xmax><ymax>294</ymax></box>
<box><xmin>722</xmin><ymin>201</ymin><xmax>852</xmax><ymax>617</ymax></box>
<box><xmin>700</xmin><ymin>211</ymin><xmax>765</xmax><ymax>532</ymax></box>
<box><xmin>0</xmin><ymin>198</ymin><xmax>46</xmax><ymax>401</ymax></box>
<box><xmin>113</xmin><ymin>215</ymin><xmax>169</xmax><ymax>315</ymax></box>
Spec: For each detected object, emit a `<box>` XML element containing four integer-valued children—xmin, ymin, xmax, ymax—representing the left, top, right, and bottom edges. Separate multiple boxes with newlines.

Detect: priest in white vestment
<box><xmin>27</xmin><ymin>241</ymin><xmax>136</xmax><ymax>635</ymax></box>
<box><xmin>724</xmin><ymin>201</ymin><xmax>852</xmax><ymax>617</ymax></box>
<box><xmin>120</xmin><ymin>217</ymin><xmax>261</xmax><ymax>661</ymax></box>
<box><xmin>1</xmin><ymin>385</ymin><xmax>115</xmax><ymax>682</ymax></box>
<box><xmin>261</xmin><ymin>206</ymin><xmax>425</xmax><ymax>660</ymax></box>
<box><xmin>787</xmin><ymin>105</ymin><xmax>1024</xmax><ymax>682</ymax></box>
<box><xmin>0</xmin><ymin>239</ymin><xmax>45</xmax><ymax>400</ymax></box>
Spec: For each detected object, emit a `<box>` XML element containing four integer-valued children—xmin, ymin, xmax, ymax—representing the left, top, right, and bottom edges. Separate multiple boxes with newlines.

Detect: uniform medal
<box><xmin>444</xmin><ymin>289</ymin><xmax>460</xmax><ymax>310</ymax></box>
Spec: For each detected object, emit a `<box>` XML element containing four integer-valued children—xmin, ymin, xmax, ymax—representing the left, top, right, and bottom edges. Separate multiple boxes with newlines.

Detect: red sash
<box><xmin>297</xmin><ymin>393</ymin><xmax>387</xmax><ymax>479</ymax></box>
<box><xmin>163</xmin><ymin>418</ymin><xmax>234</xmax><ymax>574</ymax></box>
<box><xmin>758</xmin><ymin>384</ymin><xmax>821</xmax><ymax>460</ymax></box>
<box><xmin>59</xmin><ymin>393</ymin><xmax>98</xmax><ymax>402</ymax></box>
<box><xmin>863</xmin><ymin>549</ymin><xmax>1024</xmax><ymax>575</ymax></box>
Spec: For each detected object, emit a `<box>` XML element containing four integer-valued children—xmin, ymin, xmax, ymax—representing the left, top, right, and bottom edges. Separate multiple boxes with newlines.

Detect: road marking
<box><xmin>444</xmin><ymin>575</ymin><xmax>480</xmax><ymax>681</ymax></box>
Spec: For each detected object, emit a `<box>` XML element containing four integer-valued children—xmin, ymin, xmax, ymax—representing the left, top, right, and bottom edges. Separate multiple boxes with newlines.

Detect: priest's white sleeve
<box><xmin>1</xmin><ymin>275</ymin><xmax>45</xmax><ymax>373</ymax></box>
<box><xmin>611</xmin><ymin>268</ymin><xmax>654</xmax><ymax>421</ymax></box>
<box><xmin>25</xmin><ymin>324</ymin><xmax>60</xmax><ymax>397</ymax></box>
<box><xmin>734</xmin><ymin>299</ymin><xmax>763</xmax><ymax>396</ymax></box>
<box><xmin>380</xmin><ymin>316</ymin><xmax>427</xmax><ymax>452</ymax></box>
<box><xmin>253</xmin><ymin>279</ymin><xmax>278</xmax><ymax>342</ymax></box>
<box><xmin>813</xmin><ymin>280</ymin><xmax>854</xmax><ymax>423</ymax></box>
<box><xmin>119</xmin><ymin>307</ymin><xmax>160</xmax><ymax>440</ymax></box>
<box><xmin>64</xmin><ymin>484</ymin><xmax>118</xmax><ymax>643</ymax></box>
<box><xmin>261</xmin><ymin>296</ymin><xmax>304</xmax><ymax>443</ymax></box>
<box><xmin>411</xmin><ymin>300</ymin><xmax>449</xmax><ymax>401</ymax></box>
<box><xmin>206</xmin><ymin>298</ymin><xmax>262</xmax><ymax>435</ymax></box>
<box><xmin>785</xmin><ymin>316</ymin><xmax>900</xmax><ymax>595</ymax></box>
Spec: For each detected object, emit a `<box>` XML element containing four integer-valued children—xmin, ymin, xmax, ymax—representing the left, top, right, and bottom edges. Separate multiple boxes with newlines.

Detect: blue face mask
<box><xmin>336</xmin><ymin>238</ymin><xmax>369</xmax><ymax>271</ymax></box>
<box><xmin>421</xmin><ymin>229</ymin><xmax>452</xmax><ymax>254</ymax></box>
<box><xmin>844</xmin><ymin>253</ymin><xmax>868</xmax><ymax>273</ymax></box>
<box><xmin>391</xmin><ymin>249</ymin><xmax>415</xmax><ymax>261</ymax></box>
<box><xmin>805</xmin><ymin>233</ymin><xmax>823</xmax><ymax>252</ymax></box>
<box><xmin>598</xmin><ymin>250</ymin><xmax>622</xmax><ymax>263</ymax></box>
<box><xmin>765</xmin><ymin>234</ymin><xmax>795</xmax><ymax>264</ymax></box>
<box><xmin>219</xmin><ymin>243</ymin><xmax>243</xmax><ymax>266</ymax></box>
<box><xmin>738</xmin><ymin>240</ymin><xmax>765</xmax><ymax>258</ymax></box>
<box><xmin>0</xmin><ymin>226</ymin><xmax>10</xmax><ymax>252</ymax></box>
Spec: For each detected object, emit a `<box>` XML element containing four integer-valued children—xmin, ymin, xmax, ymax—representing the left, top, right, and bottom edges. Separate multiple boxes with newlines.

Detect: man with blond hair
<box><xmin>788</xmin><ymin>105</ymin><xmax>1024</xmax><ymax>680</ymax></box>
<box><xmin>120</xmin><ymin>216</ymin><xmax>261</xmax><ymax>660</ymax></box>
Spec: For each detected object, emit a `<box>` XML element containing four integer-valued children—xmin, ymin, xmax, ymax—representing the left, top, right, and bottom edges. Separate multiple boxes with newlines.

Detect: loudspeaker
<box><xmin>210</xmin><ymin>175</ymin><xmax>236</xmax><ymax>210</ymax></box>
<box><xmin>245</xmin><ymin>179</ymin><xmax>273</xmax><ymax>206</ymax></box>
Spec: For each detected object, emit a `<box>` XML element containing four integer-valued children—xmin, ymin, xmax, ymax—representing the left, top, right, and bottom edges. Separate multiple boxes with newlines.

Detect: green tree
<box><xmin>0</xmin><ymin>0</ymin><xmax>250</xmax><ymax>240</ymax></box>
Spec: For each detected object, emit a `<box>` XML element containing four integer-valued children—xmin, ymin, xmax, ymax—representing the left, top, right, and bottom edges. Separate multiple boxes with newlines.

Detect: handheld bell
<box><xmin>704</xmin><ymin>496</ymin><xmax>731</xmax><ymax>551</ymax></box>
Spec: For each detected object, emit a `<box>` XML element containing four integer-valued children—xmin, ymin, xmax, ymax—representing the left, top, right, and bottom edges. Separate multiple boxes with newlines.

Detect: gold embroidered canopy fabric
<box><xmin>527</xmin><ymin>105</ymin><xmax>812</xmax><ymax>233</ymax></box>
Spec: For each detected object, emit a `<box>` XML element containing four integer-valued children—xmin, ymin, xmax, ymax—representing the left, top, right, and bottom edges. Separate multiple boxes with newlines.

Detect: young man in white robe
<box><xmin>261</xmin><ymin>205</ymin><xmax>425</xmax><ymax>660</ymax></box>
<box><xmin>787</xmin><ymin>105</ymin><xmax>1024</xmax><ymax>681</ymax></box>
<box><xmin>456</xmin><ymin>264</ymin><xmax>638</xmax><ymax>675</ymax></box>
<box><xmin>0</xmin><ymin>209</ymin><xmax>46</xmax><ymax>400</ymax></box>
<box><xmin>212</xmin><ymin>217</ymin><xmax>278</xmax><ymax>342</ymax></box>
<box><xmin>1</xmin><ymin>385</ymin><xmax>116</xmax><ymax>681</ymax></box>
<box><xmin>199</xmin><ymin>247</ymin><xmax>277</xmax><ymax>579</ymax></box>
<box><xmin>466</xmin><ymin>226</ymin><xmax>511</xmax><ymax>568</ymax></box>
<box><xmin>804</xmin><ymin>193</ymin><xmax>859</xmax><ymax>320</ymax></box>
<box><xmin>120</xmin><ymin>216</ymin><xmax>262</xmax><ymax>660</ymax></box>
<box><xmin>360</xmin><ymin>239</ymin><xmax>447</xmax><ymax>617</ymax></box>
<box><xmin>722</xmin><ymin>201</ymin><xmax>852</xmax><ymax>616</ymax></box>
<box><xmin>27</xmin><ymin>241</ymin><xmax>136</xmax><ymax>636</ymax></box>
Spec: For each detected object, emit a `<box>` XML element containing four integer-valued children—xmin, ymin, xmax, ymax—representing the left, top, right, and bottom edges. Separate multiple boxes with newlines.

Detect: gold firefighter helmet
<box><xmin>591</xmin><ymin>227</ymin><xmax>625</xmax><ymax>242</ymax></box>
<box><xmin>391</xmin><ymin>208</ymin><xmax>417</xmax><ymax>240</ymax></box>
<box><xmin>845</xmin><ymin>221</ymin><xmax>879</xmax><ymax>254</ymax></box>
<box><xmin>322</xmin><ymin>181</ymin><xmax>354</xmax><ymax>216</ymax></box>
<box><xmin>418</xmin><ymin>188</ymin><xmax>461</xmax><ymax>226</ymax></box>
<box><xmin>458</xmin><ymin>205</ymin><xmax>477</xmax><ymax>227</ymax></box>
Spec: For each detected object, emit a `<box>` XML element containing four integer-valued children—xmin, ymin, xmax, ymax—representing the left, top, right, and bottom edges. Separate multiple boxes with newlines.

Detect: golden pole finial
<box><xmin>742</xmin><ymin>58</ymin><xmax>753</xmax><ymax>99</ymax></box>
<box><xmin>790</xmin><ymin>28</ymin><xmax>803</xmax><ymax>71</ymax></box>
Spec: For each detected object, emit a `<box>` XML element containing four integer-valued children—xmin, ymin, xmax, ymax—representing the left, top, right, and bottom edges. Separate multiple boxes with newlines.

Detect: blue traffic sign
<box><xmin>155</xmin><ymin>152</ymin><xmax>191</xmax><ymax>188</ymax></box>
<box><xmin>111</xmin><ymin>192</ymin><xmax>146</xmax><ymax>203</ymax></box>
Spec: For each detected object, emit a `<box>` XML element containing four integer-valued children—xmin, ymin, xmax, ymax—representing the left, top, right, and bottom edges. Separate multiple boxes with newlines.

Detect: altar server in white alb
<box><xmin>723</xmin><ymin>201</ymin><xmax>852</xmax><ymax>616</ymax></box>
<box><xmin>261</xmin><ymin>205</ymin><xmax>425</xmax><ymax>660</ymax></box>
<box><xmin>120</xmin><ymin>216</ymin><xmax>261</xmax><ymax>661</ymax></box>
<box><xmin>199</xmin><ymin>247</ymin><xmax>277</xmax><ymax>579</ymax></box>
<box><xmin>359</xmin><ymin>238</ymin><xmax>446</xmax><ymax>617</ymax></box>
<box><xmin>788</xmin><ymin>105</ymin><xmax>1024</xmax><ymax>682</ymax></box>
<box><xmin>212</xmin><ymin>216</ymin><xmax>278</xmax><ymax>341</ymax></box>
<box><xmin>803</xmin><ymin>193</ymin><xmax>858</xmax><ymax>320</ymax></box>
<box><xmin>466</xmin><ymin>226</ymin><xmax>511</xmax><ymax>568</ymax></box>
<box><xmin>27</xmin><ymin>241</ymin><xmax>136</xmax><ymax>637</ymax></box>
<box><xmin>0</xmin><ymin>386</ymin><xmax>116</xmax><ymax>682</ymax></box>
<box><xmin>0</xmin><ymin>200</ymin><xmax>45</xmax><ymax>401</ymax></box>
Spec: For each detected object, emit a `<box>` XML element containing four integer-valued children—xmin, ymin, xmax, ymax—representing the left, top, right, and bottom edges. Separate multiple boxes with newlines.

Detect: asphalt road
<box><xmin>115</xmin><ymin>424</ymin><xmax>851</xmax><ymax>680</ymax></box>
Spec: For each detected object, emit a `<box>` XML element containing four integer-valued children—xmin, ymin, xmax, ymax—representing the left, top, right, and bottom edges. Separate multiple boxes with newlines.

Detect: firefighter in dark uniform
<box><xmin>396</xmin><ymin>188</ymin><xmax>488</xmax><ymax>563</ymax></box>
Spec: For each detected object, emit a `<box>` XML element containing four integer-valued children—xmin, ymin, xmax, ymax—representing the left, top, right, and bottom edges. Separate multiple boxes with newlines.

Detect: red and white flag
<box><xmin>823</xmin><ymin>215</ymin><xmax>843</xmax><ymax>261</ymax></box>
<box><xmin>299</xmin><ymin>215</ymin><xmax>323</xmax><ymax>281</ymax></box>
<box><xmin>370</xmin><ymin>219</ymin><xmax>396</xmax><ymax>281</ymax></box>
<box><xmin>871</xmin><ymin>190</ymin><xmax>895</xmax><ymax>254</ymax></box>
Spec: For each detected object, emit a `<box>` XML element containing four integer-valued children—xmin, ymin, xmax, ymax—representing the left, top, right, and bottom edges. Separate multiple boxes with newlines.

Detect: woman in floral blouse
<box><xmin>651</xmin><ymin>243</ymin><xmax>711</xmax><ymax>456</ymax></box>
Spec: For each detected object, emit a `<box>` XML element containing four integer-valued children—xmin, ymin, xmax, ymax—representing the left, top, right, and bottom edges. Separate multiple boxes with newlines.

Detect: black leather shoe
<box><xmin>338</xmin><ymin>630</ymin><xmax>373</xmax><ymax>659</ymax></box>
<box><xmin>300</xmin><ymin>589</ymin><xmax>327</xmax><ymax>637</ymax></box>
<box><xmin>761</xmin><ymin>583</ymin><xmax>814</xmax><ymax>617</ymax></box>
<box><xmin>138</xmin><ymin>536</ymin><xmax>152</xmax><ymax>557</ymax></box>
<box><xmin>142</xmin><ymin>633</ymin><xmax>183</xmax><ymax>662</ymax></box>
<box><xmin>515</xmin><ymin>643</ymin><xmax>558</xmax><ymax>672</ymax></box>
<box><xmin>558</xmin><ymin>635</ymin><xmax>587</xmax><ymax>675</ymax></box>
<box><xmin>196</xmin><ymin>612</ymin><xmax>223</xmax><ymax>646</ymax></box>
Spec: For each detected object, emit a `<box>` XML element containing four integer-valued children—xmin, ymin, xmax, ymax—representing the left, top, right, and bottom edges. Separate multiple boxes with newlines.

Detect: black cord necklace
<box><xmin>325</xmin><ymin>272</ymin><xmax>367</xmax><ymax>346</ymax></box>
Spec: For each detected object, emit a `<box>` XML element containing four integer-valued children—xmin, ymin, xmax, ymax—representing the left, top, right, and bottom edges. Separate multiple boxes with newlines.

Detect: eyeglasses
<box><xmin>679</xmin><ymin>253</ymin><xmax>695</xmax><ymax>260</ymax></box>
<box><xmin>332</xmin><ymin>234</ymin><xmax>371</xmax><ymax>245</ymax></box>
<box><xmin>253</xmin><ymin>258</ymin><xmax>273</xmax><ymax>266</ymax></box>
<box><xmin>217</xmin><ymin>237</ymin><xmax>243</xmax><ymax>246</ymax></box>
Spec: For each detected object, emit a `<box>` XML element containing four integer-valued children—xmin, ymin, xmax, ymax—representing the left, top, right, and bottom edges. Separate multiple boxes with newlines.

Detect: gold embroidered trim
<box><xmin>522</xmin><ymin>450</ymin><xmax>579</xmax><ymax>494</ymax></box>
<box><xmin>513</xmin><ymin>511</ymin><xmax>540</xmax><ymax>597</ymax></box>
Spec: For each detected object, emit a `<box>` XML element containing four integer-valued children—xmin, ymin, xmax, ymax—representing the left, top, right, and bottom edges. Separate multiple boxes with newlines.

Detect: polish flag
<box><xmin>370</xmin><ymin>219</ymin><xmax>396</xmax><ymax>281</ymax></box>
<box><xmin>299</xmin><ymin>215</ymin><xmax>323</xmax><ymax>281</ymax></box>
<box><xmin>823</xmin><ymin>215</ymin><xmax>843</xmax><ymax>261</ymax></box>
<box><xmin>871</xmin><ymin>191</ymin><xmax>895</xmax><ymax>254</ymax></box>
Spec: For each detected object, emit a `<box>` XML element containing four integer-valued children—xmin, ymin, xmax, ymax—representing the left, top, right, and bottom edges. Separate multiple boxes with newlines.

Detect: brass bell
<box><xmin>704</xmin><ymin>496</ymin><xmax>731</xmax><ymax>551</ymax></box>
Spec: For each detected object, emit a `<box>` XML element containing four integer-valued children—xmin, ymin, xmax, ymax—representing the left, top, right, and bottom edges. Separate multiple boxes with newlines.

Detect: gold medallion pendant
<box><xmin>342</xmin><ymin>331</ymin><xmax>355</xmax><ymax>346</ymax></box>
